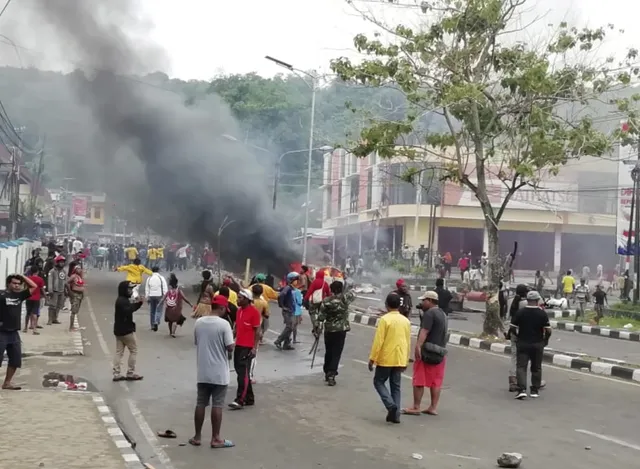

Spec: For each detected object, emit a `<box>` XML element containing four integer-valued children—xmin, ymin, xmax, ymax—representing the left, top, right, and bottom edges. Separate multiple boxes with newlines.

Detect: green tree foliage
<box><xmin>331</xmin><ymin>0</ymin><xmax>640</xmax><ymax>335</ymax></box>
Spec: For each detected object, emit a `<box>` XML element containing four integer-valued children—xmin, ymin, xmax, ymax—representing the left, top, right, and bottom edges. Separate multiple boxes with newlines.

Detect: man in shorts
<box><xmin>191</xmin><ymin>295</ymin><xmax>235</xmax><ymax>448</ymax></box>
<box><xmin>1</xmin><ymin>274</ymin><xmax>39</xmax><ymax>390</ymax></box>
<box><xmin>403</xmin><ymin>290</ymin><xmax>448</xmax><ymax>416</ymax></box>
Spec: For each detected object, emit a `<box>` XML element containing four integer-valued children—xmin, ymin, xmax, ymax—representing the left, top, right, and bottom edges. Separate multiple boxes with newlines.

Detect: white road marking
<box><xmin>86</xmin><ymin>296</ymin><xmax>110</xmax><ymax>355</ymax></box>
<box><xmin>355</xmin><ymin>295</ymin><xmax>381</xmax><ymax>302</ymax></box>
<box><xmin>575</xmin><ymin>429</ymin><xmax>640</xmax><ymax>452</ymax></box>
<box><xmin>348</xmin><ymin>321</ymin><xmax>640</xmax><ymax>389</ymax></box>
<box><xmin>85</xmin><ymin>295</ymin><xmax>176</xmax><ymax>469</ymax></box>
<box><xmin>444</xmin><ymin>453</ymin><xmax>482</xmax><ymax>461</ymax></box>
<box><xmin>351</xmin><ymin>358</ymin><xmax>413</xmax><ymax>380</ymax></box>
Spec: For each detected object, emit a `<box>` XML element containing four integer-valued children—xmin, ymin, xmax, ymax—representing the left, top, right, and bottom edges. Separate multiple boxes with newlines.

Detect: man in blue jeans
<box><xmin>368</xmin><ymin>293</ymin><xmax>411</xmax><ymax>423</ymax></box>
<box><xmin>145</xmin><ymin>267</ymin><xmax>167</xmax><ymax>332</ymax></box>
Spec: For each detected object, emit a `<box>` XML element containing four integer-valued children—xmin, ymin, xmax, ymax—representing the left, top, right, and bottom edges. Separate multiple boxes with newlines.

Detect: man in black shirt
<box><xmin>392</xmin><ymin>279</ymin><xmax>413</xmax><ymax>318</ymax></box>
<box><xmin>434</xmin><ymin>278</ymin><xmax>453</xmax><ymax>315</ymax></box>
<box><xmin>113</xmin><ymin>281</ymin><xmax>144</xmax><ymax>382</ymax></box>
<box><xmin>509</xmin><ymin>290</ymin><xmax>551</xmax><ymax>400</ymax></box>
<box><xmin>592</xmin><ymin>285</ymin><xmax>608</xmax><ymax>324</ymax></box>
<box><xmin>0</xmin><ymin>274</ymin><xmax>38</xmax><ymax>390</ymax></box>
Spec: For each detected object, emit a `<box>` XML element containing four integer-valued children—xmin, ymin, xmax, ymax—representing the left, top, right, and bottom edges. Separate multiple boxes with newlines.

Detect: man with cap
<box><xmin>392</xmin><ymin>279</ymin><xmax>413</xmax><ymax>319</ymax></box>
<box><xmin>46</xmin><ymin>255</ymin><xmax>67</xmax><ymax>325</ymax></box>
<box><xmin>509</xmin><ymin>290</ymin><xmax>551</xmax><ymax>400</ymax></box>
<box><xmin>403</xmin><ymin>290</ymin><xmax>448</xmax><ymax>416</ymax></box>
<box><xmin>192</xmin><ymin>294</ymin><xmax>235</xmax><ymax>448</ymax></box>
<box><xmin>229</xmin><ymin>289</ymin><xmax>261</xmax><ymax>410</ymax></box>
<box><xmin>274</xmin><ymin>272</ymin><xmax>299</xmax><ymax>351</ymax></box>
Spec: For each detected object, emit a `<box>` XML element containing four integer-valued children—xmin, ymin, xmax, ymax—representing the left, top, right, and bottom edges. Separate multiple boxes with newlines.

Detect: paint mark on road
<box><xmin>86</xmin><ymin>296</ymin><xmax>110</xmax><ymax>355</ymax></box>
<box><xmin>575</xmin><ymin>429</ymin><xmax>640</xmax><ymax>452</ymax></box>
<box><xmin>355</xmin><ymin>295</ymin><xmax>381</xmax><ymax>302</ymax></box>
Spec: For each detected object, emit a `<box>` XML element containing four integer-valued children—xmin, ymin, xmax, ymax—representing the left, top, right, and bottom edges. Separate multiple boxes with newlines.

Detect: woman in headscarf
<box><xmin>67</xmin><ymin>265</ymin><xmax>85</xmax><ymax>332</ymax></box>
<box><xmin>191</xmin><ymin>270</ymin><xmax>214</xmax><ymax>319</ymax></box>
<box><xmin>162</xmin><ymin>273</ymin><xmax>192</xmax><ymax>337</ymax></box>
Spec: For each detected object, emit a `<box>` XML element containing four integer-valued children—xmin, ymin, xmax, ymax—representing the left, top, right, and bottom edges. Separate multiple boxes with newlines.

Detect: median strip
<box><xmin>348</xmin><ymin>309</ymin><xmax>640</xmax><ymax>383</ymax></box>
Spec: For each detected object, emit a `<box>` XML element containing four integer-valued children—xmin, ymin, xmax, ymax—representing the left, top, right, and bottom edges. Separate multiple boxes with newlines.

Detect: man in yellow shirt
<box><xmin>117</xmin><ymin>258</ymin><xmax>153</xmax><ymax>285</ymax></box>
<box><xmin>215</xmin><ymin>278</ymin><xmax>238</xmax><ymax>306</ymax></box>
<box><xmin>562</xmin><ymin>270</ymin><xmax>575</xmax><ymax>303</ymax></box>
<box><xmin>368</xmin><ymin>292</ymin><xmax>411</xmax><ymax>424</ymax></box>
<box><xmin>148</xmin><ymin>245</ymin><xmax>158</xmax><ymax>268</ymax></box>
<box><xmin>124</xmin><ymin>244</ymin><xmax>138</xmax><ymax>264</ymax></box>
<box><xmin>250</xmin><ymin>274</ymin><xmax>278</xmax><ymax>302</ymax></box>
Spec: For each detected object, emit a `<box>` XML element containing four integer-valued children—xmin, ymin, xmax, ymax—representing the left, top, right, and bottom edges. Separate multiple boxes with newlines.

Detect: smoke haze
<box><xmin>15</xmin><ymin>0</ymin><xmax>298</xmax><ymax>272</ymax></box>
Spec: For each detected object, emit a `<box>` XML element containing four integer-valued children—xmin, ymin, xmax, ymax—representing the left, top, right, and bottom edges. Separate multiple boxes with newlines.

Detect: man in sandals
<box><xmin>113</xmin><ymin>281</ymin><xmax>144</xmax><ymax>381</ymax></box>
<box><xmin>0</xmin><ymin>274</ymin><xmax>39</xmax><ymax>390</ymax></box>
<box><xmin>190</xmin><ymin>295</ymin><xmax>235</xmax><ymax>448</ymax></box>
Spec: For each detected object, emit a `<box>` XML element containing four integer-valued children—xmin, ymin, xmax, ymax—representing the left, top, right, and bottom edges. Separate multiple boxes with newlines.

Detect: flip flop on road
<box><xmin>210</xmin><ymin>439</ymin><xmax>235</xmax><ymax>449</ymax></box>
<box><xmin>421</xmin><ymin>409</ymin><xmax>438</xmax><ymax>415</ymax></box>
<box><xmin>1</xmin><ymin>384</ymin><xmax>22</xmax><ymax>390</ymax></box>
<box><xmin>157</xmin><ymin>430</ymin><xmax>177</xmax><ymax>439</ymax></box>
<box><xmin>401</xmin><ymin>409</ymin><xmax>421</xmax><ymax>416</ymax></box>
<box><xmin>188</xmin><ymin>438</ymin><xmax>201</xmax><ymax>447</ymax></box>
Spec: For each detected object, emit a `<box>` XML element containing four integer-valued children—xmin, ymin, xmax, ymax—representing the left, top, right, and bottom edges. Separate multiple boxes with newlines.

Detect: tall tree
<box><xmin>331</xmin><ymin>0</ymin><xmax>640</xmax><ymax>334</ymax></box>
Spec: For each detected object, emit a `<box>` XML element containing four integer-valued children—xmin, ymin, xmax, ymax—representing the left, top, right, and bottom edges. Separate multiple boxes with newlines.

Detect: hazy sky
<box><xmin>2</xmin><ymin>0</ymin><xmax>640</xmax><ymax>80</ymax></box>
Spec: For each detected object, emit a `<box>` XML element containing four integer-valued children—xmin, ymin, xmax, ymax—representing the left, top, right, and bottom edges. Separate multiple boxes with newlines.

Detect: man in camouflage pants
<box><xmin>312</xmin><ymin>281</ymin><xmax>354</xmax><ymax>386</ymax></box>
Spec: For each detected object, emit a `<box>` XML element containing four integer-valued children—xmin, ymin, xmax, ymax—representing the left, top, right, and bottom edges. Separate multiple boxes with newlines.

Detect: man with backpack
<box><xmin>274</xmin><ymin>272</ymin><xmax>299</xmax><ymax>351</ymax></box>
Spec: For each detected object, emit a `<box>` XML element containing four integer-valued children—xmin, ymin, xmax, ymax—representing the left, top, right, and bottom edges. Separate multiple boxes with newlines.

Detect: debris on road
<box><xmin>497</xmin><ymin>452</ymin><xmax>522</xmax><ymax>468</ymax></box>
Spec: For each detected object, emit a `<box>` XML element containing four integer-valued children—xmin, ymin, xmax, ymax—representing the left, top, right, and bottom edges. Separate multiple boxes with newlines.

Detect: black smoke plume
<box><xmin>25</xmin><ymin>0</ymin><xmax>298</xmax><ymax>273</ymax></box>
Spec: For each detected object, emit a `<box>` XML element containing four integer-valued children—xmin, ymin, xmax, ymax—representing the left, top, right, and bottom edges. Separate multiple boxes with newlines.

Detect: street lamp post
<box><xmin>217</xmin><ymin>215</ymin><xmax>235</xmax><ymax>285</ymax></box>
<box><xmin>273</xmin><ymin>146</ymin><xmax>333</xmax><ymax>210</ymax></box>
<box><xmin>266</xmin><ymin>55</ymin><xmax>319</xmax><ymax>264</ymax></box>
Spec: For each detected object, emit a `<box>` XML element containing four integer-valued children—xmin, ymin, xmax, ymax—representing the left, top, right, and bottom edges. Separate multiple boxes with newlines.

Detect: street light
<box><xmin>217</xmin><ymin>215</ymin><xmax>236</xmax><ymax>284</ymax></box>
<box><xmin>265</xmin><ymin>55</ymin><xmax>319</xmax><ymax>264</ymax></box>
<box><xmin>273</xmin><ymin>145</ymin><xmax>333</xmax><ymax>210</ymax></box>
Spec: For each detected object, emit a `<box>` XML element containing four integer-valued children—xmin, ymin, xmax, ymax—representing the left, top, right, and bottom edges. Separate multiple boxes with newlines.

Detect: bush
<box><xmin>611</xmin><ymin>302</ymin><xmax>640</xmax><ymax>313</ymax></box>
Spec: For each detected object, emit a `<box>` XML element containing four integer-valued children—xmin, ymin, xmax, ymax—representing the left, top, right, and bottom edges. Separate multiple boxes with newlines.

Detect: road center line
<box><xmin>86</xmin><ymin>296</ymin><xmax>110</xmax><ymax>355</ymax></box>
<box><xmin>355</xmin><ymin>295</ymin><xmax>380</xmax><ymax>302</ymax></box>
<box><xmin>575</xmin><ymin>429</ymin><xmax>640</xmax><ymax>452</ymax></box>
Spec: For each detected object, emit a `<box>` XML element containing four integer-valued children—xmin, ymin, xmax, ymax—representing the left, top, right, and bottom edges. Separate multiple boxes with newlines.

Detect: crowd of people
<box><xmin>0</xmin><ymin>243</ymin><xmax>561</xmax><ymax>448</ymax></box>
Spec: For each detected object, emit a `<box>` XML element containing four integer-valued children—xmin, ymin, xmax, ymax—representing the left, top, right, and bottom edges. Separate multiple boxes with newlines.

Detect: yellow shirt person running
<box><xmin>117</xmin><ymin>260</ymin><xmax>153</xmax><ymax>284</ymax></box>
<box><xmin>562</xmin><ymin>272</ymin><xmax>575</xmax><ymax>294</ymax></box>
<box><xmin>148</xmin><ymin>247</ymin><xmax>158</xmax><ymax>261</ymax></box>
<box><xmin>125</xmin><ymin>245</ymin><xmax>138</xmax><ymax>261</ymax></box>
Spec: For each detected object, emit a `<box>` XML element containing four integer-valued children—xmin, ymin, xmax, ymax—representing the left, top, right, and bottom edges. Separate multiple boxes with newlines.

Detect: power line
<box><xmin>0</xmin><ymin>0</ymin><xmax>13</xmax><ymax>20</ymax></box>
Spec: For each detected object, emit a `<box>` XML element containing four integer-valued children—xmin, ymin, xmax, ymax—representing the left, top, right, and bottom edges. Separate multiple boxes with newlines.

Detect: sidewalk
<box><xmin>0</xmin><ymin>390</ymin><xmax>137</xmax><ymax>469</ymax></box>
<box><xmin>20</xmin><ymin>309</ymin><xmax>84</xmax><ymax>357</ymax></box>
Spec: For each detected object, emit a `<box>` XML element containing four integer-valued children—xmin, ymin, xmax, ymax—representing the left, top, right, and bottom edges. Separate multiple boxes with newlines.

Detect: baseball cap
<box><xmin>212</xmin><ymin>295</ymin><xmax>229</xmax><ymax>308</ymax></box>
<box><xmin>286</xmin><ymin>272</ymin><xmax>300</xmax><ymax>282</ymax></box>
<box><xmin>396</xmin><ymin>279</ymin><xmax>406</xmax><ymax>288</ymax></box>
<box><xmin>418</xmin><ymin>290</ymin><xmax>439</xmax><ymax>301</ymax></box>
<box><xmin>238</xmin><ymin>289</ymin><xmax>253</xmax><ymax>301</ymax></box>
<box><xmin>526</xmin><ymin>290</ymin><xmax>541</xmax><ymax>301</ymax></box>
<box><xmin>54</xmin><ymin>255</ymin><xmax>65</xmax><ymax>262</ymax></box>
<box><xmin>255</xmin><ymin>273</ymin><xmax>266</xmax><ymax>282</ymax></box>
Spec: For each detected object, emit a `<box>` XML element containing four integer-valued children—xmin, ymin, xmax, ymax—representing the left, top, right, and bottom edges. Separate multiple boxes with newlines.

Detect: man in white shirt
<box><xmin>191</xmin><ymin>295</ymin><xmax>235</xmax><ymax>448</ymax></box>
<box><xmin>145</xmin><ymin>267</ymin><xmax>168</xmax><ymax>332</ymax></box>
<box><xmin>177</xmin><ymin>245</ymin><xmax>188</xmax><ymax>271</ymax></box>
<box><xmin>71</xmin><ymin>238</ymin><xmax>84</xmax><ymax>255</ymax></box>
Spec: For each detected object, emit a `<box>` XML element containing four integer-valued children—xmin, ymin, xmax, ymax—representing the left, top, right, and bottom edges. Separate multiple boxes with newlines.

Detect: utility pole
<box><xmin>9</xmin><ymin>145</ymin><xmax>20</xmax><ymax>239</ymax></box>
<box><xmin>634</xmin><ymin>148</ymin><xmax>640</xmax><ymax>303</ymax></box>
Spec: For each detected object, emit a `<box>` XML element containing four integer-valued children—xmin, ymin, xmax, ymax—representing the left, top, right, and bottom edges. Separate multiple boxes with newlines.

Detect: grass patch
<box><xmin>565</xmin><ymin>311</ymin><xmax>640</xmax><ymax>331</ymax></box>
<box><xmin>610</xmin><ymin>301</ymin><xmax>640</xmax><ymax>313</ymax></box>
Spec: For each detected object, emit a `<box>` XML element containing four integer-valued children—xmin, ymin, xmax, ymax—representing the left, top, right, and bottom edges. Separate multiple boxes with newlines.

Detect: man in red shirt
<box><xmin>25</xmin><ymin>265</ymin><xmax>46</xmax><ymax>334</ymax></box>
<box><xmin>229</xmin><ymin>289</ymin><xmax>261</xmax><ymax>410</ymax></box>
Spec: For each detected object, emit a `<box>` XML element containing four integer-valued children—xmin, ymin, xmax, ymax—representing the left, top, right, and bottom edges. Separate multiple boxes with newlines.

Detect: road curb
<box><xmin>91</xmin><ymin>394</ymin><xmax>143</xmax><ymax>468</ymax></box>
<box><xmin>21</xmin><ymin>314</ymin><xmax>85</xmax><ymax>357</ymax></box>
<box><xmin>549</xmin><ymin>320</ymin><xmax>640</xmax><ymax>342</ymax></box>
<box><xmin>348</xmin><ymin>310</ymin><xmax>640</xmax><ymax>383</ymax></box>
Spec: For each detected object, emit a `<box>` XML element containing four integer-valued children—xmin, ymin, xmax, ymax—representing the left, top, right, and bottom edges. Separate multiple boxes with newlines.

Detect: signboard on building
<box><xmin>72</xmin><ymin>196</ymin><xmax>88</xmax><ymax>220</ymax></box>
<box><xmin>444</xmin><ymin>180</ymin><xmax>578</xmax><ymax>212</ymax></box>
<box><xmin>616</xmin><ymin>135</ymin><xmax>637</xmax><ymax>255</ymax></box>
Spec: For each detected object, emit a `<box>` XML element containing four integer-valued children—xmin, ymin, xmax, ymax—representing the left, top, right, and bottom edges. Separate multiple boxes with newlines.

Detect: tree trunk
<box><xmin>482</xmin><ymin>220</ymin><xmax>503</xmax><ymax>336</ymax></box>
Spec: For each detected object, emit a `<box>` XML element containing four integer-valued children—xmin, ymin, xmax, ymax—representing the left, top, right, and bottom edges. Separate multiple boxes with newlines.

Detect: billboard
<box><xmin>72</xmin><ymin>196</ymin><xmax>88</xmax><ymax>220</ymax></box>
<box><xmin>616</xmin><ymin>131</ymin><xmax>637</xmax><ymax>255</ymax></box>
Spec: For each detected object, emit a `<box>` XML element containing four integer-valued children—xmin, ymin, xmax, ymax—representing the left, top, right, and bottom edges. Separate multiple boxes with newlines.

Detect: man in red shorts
<box><xmin>403</xmin><ymin>290</ymin><xmax>448</xmax><ymax>416</ymax></box>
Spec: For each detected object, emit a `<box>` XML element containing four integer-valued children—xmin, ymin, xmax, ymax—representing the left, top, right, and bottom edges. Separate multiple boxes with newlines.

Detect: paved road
<box><xmin>54</xmin><ymin>270</ymin><xmax>640</xmax><ymax>469</ymax></box>
<box><xmin>353</xmin><ymin>294</ymin><xmax>640</xmax><ymax>365</ymax></box>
